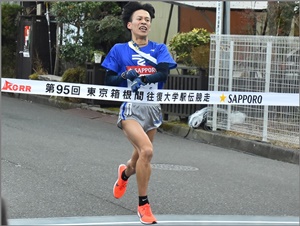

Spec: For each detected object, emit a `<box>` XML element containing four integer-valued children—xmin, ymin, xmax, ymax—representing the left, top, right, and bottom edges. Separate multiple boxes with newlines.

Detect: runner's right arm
<box><xmin>105</xmin><ymin>70</ymin><xmax>125</xmax><ymax>86</ymax></box>
<box><xmin>105</xmin><ymin>69</ymin><xmax>139</xmax><ymax>86</ymax></box>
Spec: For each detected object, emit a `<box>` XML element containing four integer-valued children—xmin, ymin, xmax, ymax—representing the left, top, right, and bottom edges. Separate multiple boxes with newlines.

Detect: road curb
<box><xmin>5</xmin><ymin>93</ymin><xmax>299</xmax><ymax>165</ymax></box>
<box><xmin>160</xmin><ymin>123</ymin><xmax>299</xmax><ymax>165</ymax></box>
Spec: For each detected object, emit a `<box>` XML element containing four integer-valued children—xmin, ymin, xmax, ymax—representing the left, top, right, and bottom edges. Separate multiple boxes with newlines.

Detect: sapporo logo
<box><xmin>2</xmin><ymin>80</ymin><xmax>31</xmax><ymax>92</ymax></box>
<box><xmin>220</xmin><ymin>93</ymin><xmax>263</xmax><ymax>104</ymax></box>
<box><xmin>126</xmin><ymin>66</ymin><xmax>156</xmax><ymax>75</ymax></box>
<box><xmin>228</xmin><ymin>94</ymin><xmax>263</xmax><ymax>104</ymax></box>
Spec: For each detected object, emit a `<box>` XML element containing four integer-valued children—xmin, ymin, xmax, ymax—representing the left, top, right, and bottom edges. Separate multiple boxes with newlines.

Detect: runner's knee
<box><xmin>139</xmin><ymin>145</ymin><xmax>153</xmax><ymax>161</ymax></box>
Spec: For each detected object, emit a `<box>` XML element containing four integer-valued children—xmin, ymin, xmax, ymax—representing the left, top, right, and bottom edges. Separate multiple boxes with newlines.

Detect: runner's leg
<box><xmin>125</xmin><ymin>128</ymin><xmax>156</xmax><ymax>177</ymax></box>
<box><xmin>121</xmin><ymin>119</ymin><xmax>153</xmax><ymax>196</ymax></box>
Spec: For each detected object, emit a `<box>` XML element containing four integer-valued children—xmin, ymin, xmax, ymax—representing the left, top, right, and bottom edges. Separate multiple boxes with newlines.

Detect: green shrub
<box><xmin>169</xmin><ymin>28</ymin><xmax>211</xmax><ymax>67</ymax></box>
<box><xmin>61</xmin><ymin>67</ymin><xmax>86</xmax><ymax>84</ymax></box>
<box><xmin>27</xmin><ymin>55</ymin><xmax>48</xmax><ymax>80</ymax></box>
<box><xmin>190</xmin><ymin>44</ymin><xmax>211</xmax><ymax>69</ymax></box>
<box><xmin>60</xmin><ymin>44</ymin><xmax>91</xmax><ymax>66</ymax></box>
<box><xmin>2</xmin><ymin>65</ymin><xmax>15</xmax><ymax>78</ymax></box>
<box><xmin>29</xmin><ymin>73</ymin><xmax>40</xmax><ymax>80</ymax></box>
<box><xmin>32</xmin><ymin>53</ymin><xmax>48</xmax><ymax>75</ymax></box>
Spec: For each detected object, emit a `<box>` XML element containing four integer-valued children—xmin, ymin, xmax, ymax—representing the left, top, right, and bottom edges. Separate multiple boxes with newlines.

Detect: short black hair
<box><xmin>121</xmin><ymin>2</ymin><xmax>155</xmax><ymax>28</ymax></box>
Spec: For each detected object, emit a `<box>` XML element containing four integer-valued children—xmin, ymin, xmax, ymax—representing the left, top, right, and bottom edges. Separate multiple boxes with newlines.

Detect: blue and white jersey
<box><xmin>101</xmin><ymin>41</ymin><xmax>177</xmax><ymax>89</ymax></box>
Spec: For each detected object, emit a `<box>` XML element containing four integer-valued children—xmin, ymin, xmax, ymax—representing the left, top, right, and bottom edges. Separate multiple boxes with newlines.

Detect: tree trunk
<box><xmin>262</xmin><ymin>12</ymin><xmax>268</xmax><ymax>35</ymax></box>
<box><xmin>267</xmin><ymin>2</ymin><xmax>295</xmax><ymax>36</ymax></box>
<box><xmin>277</xmin><ymin>2</ymin><xmax>294</xmax><ymax>36</ymax></box>
<box><xmin>267</xmin><ymin>2</ymin><xmax>277</xmax><ymax>36</ymax></box>
<box><xmin>53</xmin><ymin>22</ymin><xmax>62</xmax><ymax>75</ymax></box>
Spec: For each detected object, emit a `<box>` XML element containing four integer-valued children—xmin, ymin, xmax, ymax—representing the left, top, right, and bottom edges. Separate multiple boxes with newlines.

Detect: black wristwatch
<box><xmin>141</xmin><ymin>76</ymin><xmax>147</xmax><ymax>83</ymax></box>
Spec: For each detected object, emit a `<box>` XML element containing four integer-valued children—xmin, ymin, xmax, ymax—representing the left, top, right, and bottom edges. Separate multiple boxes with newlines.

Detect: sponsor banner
<box><xmin>1</xmin><ymin>78</ymin><xmax>299</xmax><ymax>106</ymax></box>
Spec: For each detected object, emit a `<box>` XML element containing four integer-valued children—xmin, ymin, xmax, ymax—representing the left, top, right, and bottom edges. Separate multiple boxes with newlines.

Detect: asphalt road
<box><xmin>1</xmin><ymin>95</ymin><xmax>299</xmax><ymax>225</ymax></box>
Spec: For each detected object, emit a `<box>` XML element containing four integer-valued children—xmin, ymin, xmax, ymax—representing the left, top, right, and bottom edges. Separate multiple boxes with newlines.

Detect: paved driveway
<box><xmin>2</xmin><ymin>96</ymin><xmax>299</xmax><ymax>225</ymax></box>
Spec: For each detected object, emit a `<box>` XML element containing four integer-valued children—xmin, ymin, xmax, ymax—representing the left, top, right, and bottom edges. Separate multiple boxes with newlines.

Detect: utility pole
<box><xmin>223</xmin><ymin>1</ymin><xmax>230</xmax><ymax>34</ymax></box>
<box><xmin>213</xmin><ymin>1</ymin><xmax>231</xmax><ymax>131</ymax></box>
<box><xmin>215</xmin><ymin>1</ymin><xmax>230</xmax><ymax>35</ymax></box>
<box><xmin>215</xmin><ymin>1</ymin><xmax>223</xmax><ymax>35</ymax></box>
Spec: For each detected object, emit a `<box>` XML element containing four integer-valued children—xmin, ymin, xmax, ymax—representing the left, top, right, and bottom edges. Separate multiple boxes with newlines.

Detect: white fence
<box><xmin>207</xmin><ymin>35</ymin><xmax>299</xmax><ymax>147</ymax></box>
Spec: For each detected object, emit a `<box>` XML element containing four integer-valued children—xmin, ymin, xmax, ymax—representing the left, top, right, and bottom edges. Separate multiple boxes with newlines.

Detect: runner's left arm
<box><xmin>141</xmin><ymin>63</ymin><xmax>169</xmax><ymax>84</ymax></box>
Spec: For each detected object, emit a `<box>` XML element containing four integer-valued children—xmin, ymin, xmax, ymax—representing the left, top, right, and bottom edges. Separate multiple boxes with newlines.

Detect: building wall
<box><xmin>141</xmin><ymin>2</ymin><xmax>268</xmax><ymax>41</ymax></box>
<box><xmin>143</xmin><ymin>1</ymin><xmax>267</xmax><ymax>41</ymax></box>
<box><xmin>179</xmin><ymin>5</ymin><xmax>266</xmax><ymax>35</ymax></box>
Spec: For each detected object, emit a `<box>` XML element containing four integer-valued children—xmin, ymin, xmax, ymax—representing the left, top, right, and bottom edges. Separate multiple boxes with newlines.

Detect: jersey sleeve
<box><xmin>156</xmin><ymin>44</ymin><xmax>177</xmax><ymax>70</ymax></box>
<box><xmin>101</xmin><ymin>45</ymin><xmax>128</xmax><ymax>87</ymax></box>
<box><xmin>101</xmin><ymin>45</ymin><xmax>121</xmax><ymax>73</ymax></box>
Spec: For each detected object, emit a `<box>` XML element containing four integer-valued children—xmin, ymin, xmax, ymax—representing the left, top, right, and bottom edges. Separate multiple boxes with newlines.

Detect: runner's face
<box><xmin>127</xmin><ymin>10</ymin><xmax>151</xmax><ymax>38</ymax></box>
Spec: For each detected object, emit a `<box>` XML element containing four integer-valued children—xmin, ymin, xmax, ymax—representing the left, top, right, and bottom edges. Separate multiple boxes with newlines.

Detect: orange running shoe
<box><xmin>137</xmin><ymin>203</ymin><xmax>157</xmax><ymax>225</ymax></box>
<box><xmin>113</xmin><ymin>164</ymin><xmax>128</xmax><ymax>199</ymax></box>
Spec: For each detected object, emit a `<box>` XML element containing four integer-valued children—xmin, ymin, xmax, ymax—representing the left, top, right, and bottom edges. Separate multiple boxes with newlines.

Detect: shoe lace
<box><xmin>141</xmin><ymin>204</ymin><xmax>152</xmax><ymax>216</ymax></box>
<box><xmin>118</xmin><ymin>180</ymin><xmax>127</xmax><ymax>190</ymax></box>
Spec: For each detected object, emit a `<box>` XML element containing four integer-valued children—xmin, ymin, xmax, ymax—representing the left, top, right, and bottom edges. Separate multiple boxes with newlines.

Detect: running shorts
<box><xmin>117</xmin><ymin>102</ymin><xmax>163</xmax><ymax>132</ymax></box>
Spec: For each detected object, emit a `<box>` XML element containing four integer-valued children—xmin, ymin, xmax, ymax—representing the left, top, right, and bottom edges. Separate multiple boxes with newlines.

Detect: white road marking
<box><xmin>8</xmin><ymin>215</ymin><xmax>299</xmax><ymax>225</ymax></box>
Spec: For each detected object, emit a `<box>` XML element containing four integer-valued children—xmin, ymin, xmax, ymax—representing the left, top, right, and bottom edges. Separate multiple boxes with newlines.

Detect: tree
<box><xmin>50</xmin><ymin>1</ymin><xmax>129</xmax><ymax>73</ymax></box>
<box><xmin>1</xmin><ymin>3</ymin><xmax>22</xmax><ymax>78</ymax></box>
<box><xmin>237</xmin><ymin>1</ymin><xmax>298</xmax><ymax>36</ymax></box>
<box><xmin>267</xmin><ymin>1</ymin><xmax>297</xmax><ymax>36</ymax></box>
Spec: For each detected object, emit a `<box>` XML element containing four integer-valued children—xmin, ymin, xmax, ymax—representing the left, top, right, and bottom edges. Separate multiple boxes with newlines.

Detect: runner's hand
<box><xmin>131</xmin><ymin>77</ymin><xmax>146</xmax><ymax>93</ymax></box>
<box><xmin>122</xmin><ymin>69</ymin><xmax>139</xmax><ymax>81</ymax></box>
